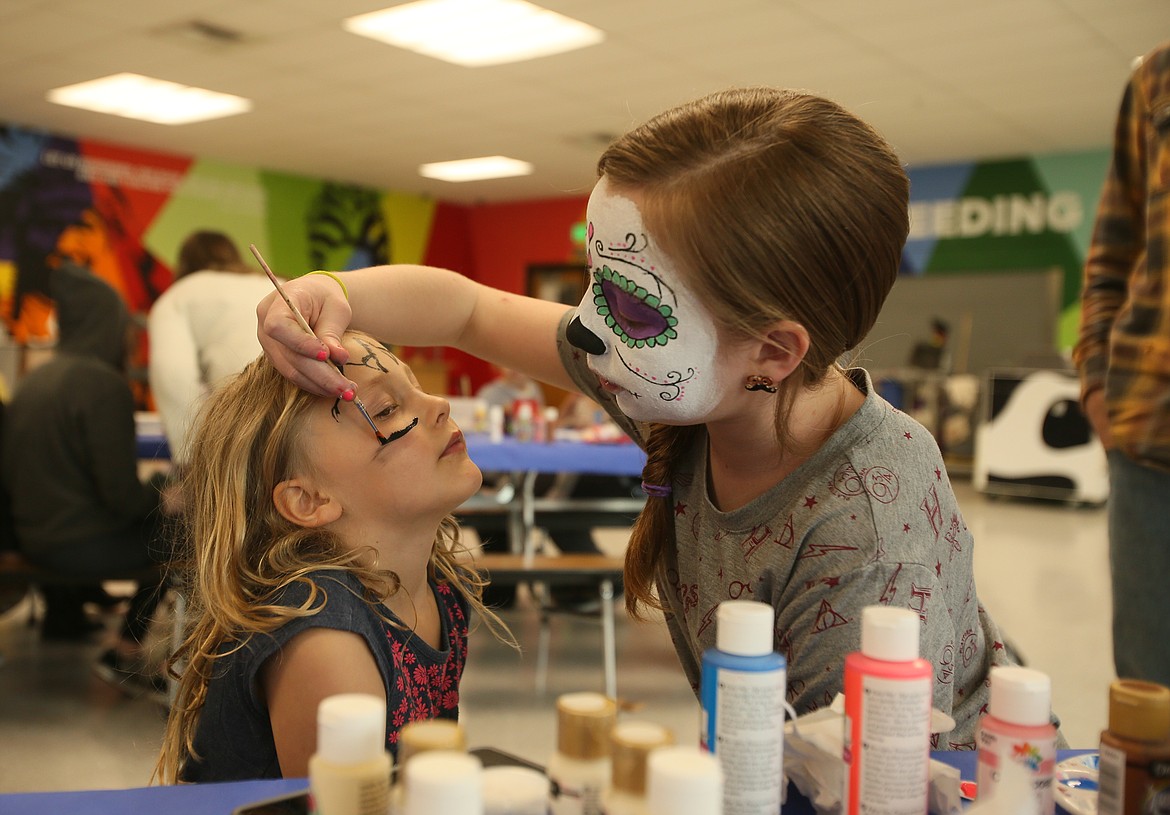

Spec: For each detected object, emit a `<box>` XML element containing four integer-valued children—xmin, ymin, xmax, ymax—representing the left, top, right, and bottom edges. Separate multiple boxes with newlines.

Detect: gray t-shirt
<box><xmin>556</xmin><ymin>313</ymin><xmax>1017</xmax><ymax>749</ymax></box>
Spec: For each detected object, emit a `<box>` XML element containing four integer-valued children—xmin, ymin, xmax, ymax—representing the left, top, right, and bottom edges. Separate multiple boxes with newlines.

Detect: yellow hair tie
<box><xmin>306</xmin><ymin>270</ymin><xmax>349</xmax><ymax>301</ymax></box>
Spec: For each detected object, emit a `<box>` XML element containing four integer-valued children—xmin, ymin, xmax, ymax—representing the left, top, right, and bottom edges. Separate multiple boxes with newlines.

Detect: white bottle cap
<box><xmin>404</xmin><ymin>750</ymin><xmax>484</xmax><ymax>815</ymax></box>
<box><xmin>860</xmin><ymin>606</ymin><xmax>920</xmax><ymax>662</ymax></box>
<box><xmin>988</xmin><ymin>666</ymin><xmax>1052</xmax><ymax>726</ymax></box>
<box><xmin>646</xmin><ymin>746</ymin><xmax>723</xmax><ymax>815</ymax></box>
<box><xmin>482</xmin><ymin>766</ymin><xmax>549</xmax><ymax>815</ymax></box>
<box><xmin>316</xmin><ymin>693</ymin><xmax>386</xmax><ymax>766</ymax></box>
<box><xmin>716</xmin><ymin>599</ymin><xmax>774</xmax><ymax>656</ymax></box>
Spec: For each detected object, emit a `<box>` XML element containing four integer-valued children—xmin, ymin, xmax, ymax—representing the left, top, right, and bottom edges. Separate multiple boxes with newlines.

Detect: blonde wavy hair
<box><xmin>605</xmin><ymin>88</ymin><xmax>911</xmax><ymax>619</ymax></box>
<box><xmin>155</xmin><ymin>331</ymin><xmax>510</xmax><ymax>783</ymax></box>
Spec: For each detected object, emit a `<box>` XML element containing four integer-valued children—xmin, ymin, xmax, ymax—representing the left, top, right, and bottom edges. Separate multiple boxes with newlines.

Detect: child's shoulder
<box><xmin>269</xmin><ymin>568</ymin><xmax>365</xmax><ymax>609</ymax></box>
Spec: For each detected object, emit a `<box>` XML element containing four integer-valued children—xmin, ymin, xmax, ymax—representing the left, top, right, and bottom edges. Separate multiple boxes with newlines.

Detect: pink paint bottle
<box><xmin>843</xmin><ymin>606</ymin><xmax>933</xmax><ymax>815</ymax></box>
<box><xmin>976</xmin><ymin>666</ymin><xmax>1057</xmax><ymax>815</ymax></box>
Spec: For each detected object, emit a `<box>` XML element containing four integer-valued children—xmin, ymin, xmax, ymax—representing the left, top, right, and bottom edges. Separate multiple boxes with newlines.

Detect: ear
<box><xmin>753</xmin><ymin>320</ymin><xmax>811</xmax><ymax>382</ymax></box>
<box><xmin>272</xmin><ymin>478</ymin><xmax>342</xmax><ymax>528</ymax></box>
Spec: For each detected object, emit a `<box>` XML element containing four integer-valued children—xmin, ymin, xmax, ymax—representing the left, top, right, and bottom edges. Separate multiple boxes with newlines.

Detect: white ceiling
<box><xmin>0</xmin><ymin>0</ymin><xmax>1166</xmax><ymax>205</ymax></box>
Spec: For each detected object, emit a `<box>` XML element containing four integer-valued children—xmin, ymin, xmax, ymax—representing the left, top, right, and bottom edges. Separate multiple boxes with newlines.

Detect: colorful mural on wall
<box><xmin>904</xmin><ymin>152</ymin><xmax>1109</xmax><ymax>348</ymax></box>
<box><xmin>0</xmin><ymin>119</ymin><xmax>1115</xmax><ymax>401</ymax></box>
<box><xmin>0</xmin><ymin>123</ymin><xmax>440</xmax><ymax>344</ymax></box>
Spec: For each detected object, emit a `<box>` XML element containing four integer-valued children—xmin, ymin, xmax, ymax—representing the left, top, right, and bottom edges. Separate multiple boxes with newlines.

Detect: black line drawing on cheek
<box><xmin>383</xmin><ymin>417</ymin><xmax>418</xmax><ymax>443</ymax></box>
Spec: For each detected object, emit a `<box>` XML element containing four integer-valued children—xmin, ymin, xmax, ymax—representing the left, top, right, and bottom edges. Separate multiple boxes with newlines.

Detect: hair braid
<box><xmin>625</xmin><ymin>423</ymin><xmax>700</xmax><ymax>619</ymax></box>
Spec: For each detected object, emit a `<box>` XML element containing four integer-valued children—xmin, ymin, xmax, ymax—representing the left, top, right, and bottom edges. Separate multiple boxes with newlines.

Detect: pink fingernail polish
<box><xmin>316</xmin><ymin>349</ymin><xmax>329</xmax><ymax>361</ymax></box>
<box><xmin>342</xmin><ymin>388</ymin><xmax>355</xmax><ymax>402</ymax></box>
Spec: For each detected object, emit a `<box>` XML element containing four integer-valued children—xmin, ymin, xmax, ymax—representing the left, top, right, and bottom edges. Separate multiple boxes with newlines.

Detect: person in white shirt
<box><xmin>148</xmin><ymin>231</ymin><xmax>275</xmax><ymax>464</ymax></box>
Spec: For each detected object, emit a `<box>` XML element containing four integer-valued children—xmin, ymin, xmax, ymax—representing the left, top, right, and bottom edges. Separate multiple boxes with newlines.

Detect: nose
<box><xmin>567</xmin><ymin>316</ymin><xmax>606</xmax><ymax>355</ymax></box>
<box><xmin>430</xmin><ymin>393</ymin><xmax>451</xmax><ymax>426</ymax></box>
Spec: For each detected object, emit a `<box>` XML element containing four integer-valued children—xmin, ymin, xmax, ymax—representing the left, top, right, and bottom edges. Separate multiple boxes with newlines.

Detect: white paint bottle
<box><xmin>308</xmin><ymin>693</ymin><xmax>392</xmax><ymax>815</ymax></box>
<box><xmin>402</xmin><ymin>750</ymin><xmax>484</xmax><ymax>815</ymax></box>
<box><xmin>646</xmin><ymin>746</ymin><xmax>724</xmax><ymax>815</ymax></box>
<box><xmin>548</xmin><ymin>691</ymin><xmax>617</xmax><ymax>815</ymax></box>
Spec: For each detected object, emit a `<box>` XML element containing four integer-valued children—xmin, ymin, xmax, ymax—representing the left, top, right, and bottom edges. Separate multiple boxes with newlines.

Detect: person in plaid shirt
<box><xmin>1074</xmin><ymin>41</ymin><xmax>1170</xmax><ymax>687</ymax></box>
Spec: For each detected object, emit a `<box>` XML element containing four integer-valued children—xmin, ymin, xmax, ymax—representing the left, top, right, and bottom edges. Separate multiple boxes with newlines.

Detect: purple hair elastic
<box><xmin>641</xmin><ymin>481</ymin><xmax>672</xmax><ymax>498</ymax></box>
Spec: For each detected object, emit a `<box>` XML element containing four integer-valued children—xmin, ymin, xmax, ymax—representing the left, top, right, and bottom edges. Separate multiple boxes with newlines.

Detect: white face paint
<box><xmin>570</xmin><ymin>178</ymin><xmax>734</xmax><ymax>423</ymax></box>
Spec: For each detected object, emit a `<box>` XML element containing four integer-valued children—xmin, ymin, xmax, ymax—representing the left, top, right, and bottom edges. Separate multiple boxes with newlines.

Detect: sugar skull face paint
<box><xmin>568</xmin><ymin>178</ymin><xmax>734</xmax><ymax>423</ymax></box>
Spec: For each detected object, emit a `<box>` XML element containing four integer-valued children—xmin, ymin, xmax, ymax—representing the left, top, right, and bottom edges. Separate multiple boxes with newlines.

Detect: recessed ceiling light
<box><xmin>419</xmin><ymin>156</ymin><xmax>534</xmax><ymax>182</ymax></box>
<box><xmin>47</xmin><ymin>73</ymin><xmax>252</xmax><ymax>125</ymax></box>
<box><xmin>343</xmin><ymin>0</ymin><xmax>604</xmax><ymax>67</ymax></box>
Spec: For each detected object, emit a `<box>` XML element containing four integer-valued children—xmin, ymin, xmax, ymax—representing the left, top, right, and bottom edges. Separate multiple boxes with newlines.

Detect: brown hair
<box><xmin>175</xmin><ymin>230</ymin><xmax>250</xmax><ymax>278</ymax></box>
<box><xmin>601</xmin><ymin>88</ymin><xmax>909</xmax><ymax>618</ymax></box>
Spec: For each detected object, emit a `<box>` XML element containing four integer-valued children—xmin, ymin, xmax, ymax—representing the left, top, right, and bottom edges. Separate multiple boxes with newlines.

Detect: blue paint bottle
<box><xmin>700</xmin><ymin>599</ymin><xmax>786</xmax><ymax>815</ymax></box>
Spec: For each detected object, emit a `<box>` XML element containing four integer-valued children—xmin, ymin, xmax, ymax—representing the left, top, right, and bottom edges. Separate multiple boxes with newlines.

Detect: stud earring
<box><xmin>744</xmin><ymin>374</ymin><xmax>777</xmax><ymax>393</ymax></box>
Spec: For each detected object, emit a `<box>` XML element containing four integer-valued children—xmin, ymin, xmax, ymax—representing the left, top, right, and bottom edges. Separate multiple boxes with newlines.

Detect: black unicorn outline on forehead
<box><xmin>330</xmin><ymin>338</ymin><xmax>418</xmax><ymax>444</ymax></box>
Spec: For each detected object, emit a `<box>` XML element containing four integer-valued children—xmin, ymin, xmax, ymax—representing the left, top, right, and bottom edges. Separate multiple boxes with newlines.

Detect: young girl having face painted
<box><xmin>256</xmin><ymin>88</ymin><xmax>1037</xmax><ymax>749</ymax></box>
<box><xmin>155</xmin><ymin>330</ymin><xmax>509</xmax><ymax>783</ymax></box>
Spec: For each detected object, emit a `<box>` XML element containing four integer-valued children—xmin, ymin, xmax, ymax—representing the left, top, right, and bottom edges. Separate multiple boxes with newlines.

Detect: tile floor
<box><xmin>0</xmin><ymin>479</ymin><xmax>1113</xmax><ymax>794</ymax></box>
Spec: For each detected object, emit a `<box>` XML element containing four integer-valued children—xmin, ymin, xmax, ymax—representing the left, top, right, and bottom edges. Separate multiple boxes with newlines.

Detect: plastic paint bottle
<box><xmin>513</xmin><ymin>400</ymin><xmax>536</xmax><ymax>442</ymax></box>
<box><xmin>402</xmin><ymin>750</ymin><xmax>483</xmax><ymax>815</ymax></box>
<box><xmin>1097</xmin><ymin>679</ymin><xmax>1170</xmax><ymax>815</ymax></box>
<box><xmin>308</xmin><ymin>693</ymin><xmax>392</xmax><ymax>815</ymax></box>
<box><xmin>976</xmin><ymin>666</ymin><xmax>1057</xmax><ymax>815</ymax></box>
<box><xmin>646</xmin><ymin>745</ymin><xmax>724</xmax><ymax>815</ymax></box>
<box><xmin>843</xmin><ymin>606</ymin><xmax>932</xmax><ymax>815</ymax></box>
<box><xmin>489</xmin><ymin>405</ymin><xmax>506</xmax><ymax>443</ymax></box>
<box><xmin>390</xmin><ymin>719</ymin><xmax>467</xmax><ymax>814</ymax></box>
<box><xmin>602</xmin><ymin>720</ymin><xmax>675</xmax><ymax>815</ymax></box>
<box><xmin>548</xmin><ymin>691</ymin><xmax>618</xmax><ymax>815</ymax></box>
<box><xmin>699</xmin><ymin>599</ymin><xmax>786</xmax><ymax>815</ymax></box>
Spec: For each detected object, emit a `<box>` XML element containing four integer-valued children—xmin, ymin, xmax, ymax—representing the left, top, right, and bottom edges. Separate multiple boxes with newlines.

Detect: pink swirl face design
<box><xmin>573</xmin><ymin>178</ymin><xmax>734</xmax><ymax>423</ymax></box>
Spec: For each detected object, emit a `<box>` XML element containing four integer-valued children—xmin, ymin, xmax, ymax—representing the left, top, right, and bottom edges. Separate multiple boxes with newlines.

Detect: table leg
<box><xmin>520</xmin><ymin>470</ymin><xmax>539</xmax><ymax>564</ymax></box>
<box><xmin>601</xmin><ymin>578</ymin><xmax>616</xmax><ymax>699</ymax></box>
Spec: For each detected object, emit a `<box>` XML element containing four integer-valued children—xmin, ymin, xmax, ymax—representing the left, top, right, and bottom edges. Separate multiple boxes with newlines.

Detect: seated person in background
<box><xmin>475</xmin><ymin>363</ymin><xmax>545</xmax><ymax>414</ymax></box>
<box><xmin>148</xmin><ymin>230</ymin><xmax>275</xmax><ymax>465</ymax></box>
<box><xmin>155</xmin><ymin>330</ymin><xmax>511</xmax><ymax>783</ymax></box>
<box><xmin>0</xmin><ymin>263</ymin><xmax>174</xmax><ymax>688</ymax></box>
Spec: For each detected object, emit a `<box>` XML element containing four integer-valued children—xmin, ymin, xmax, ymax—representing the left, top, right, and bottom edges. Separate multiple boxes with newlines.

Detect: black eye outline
<box><xmin>592</xmin><ymin>265</ymin><xmax>678</xmax><ymax>349</ymax></box>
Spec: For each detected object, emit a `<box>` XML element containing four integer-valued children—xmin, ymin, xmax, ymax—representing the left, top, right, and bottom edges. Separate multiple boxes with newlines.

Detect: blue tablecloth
<box><xmin>0</xmin><ymin>777</ymin><xmax>309</xmax><ymax>815</ymax></box>
<box><xmin>462</xmin><ymin>433</ymin><xmax>645</xmax><ymax>476</ymax></box>
<box><xmin>138</xmin><ymin>431</ymin><xmax>646</xmax><ymax>477</ymax></box>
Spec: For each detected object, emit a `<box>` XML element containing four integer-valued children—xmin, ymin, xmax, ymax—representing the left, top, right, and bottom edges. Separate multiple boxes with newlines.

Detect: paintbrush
<box><xmin>250</xmin><ymin>244</ymin><xmax>388</xmax><ymax>444</ymax></box>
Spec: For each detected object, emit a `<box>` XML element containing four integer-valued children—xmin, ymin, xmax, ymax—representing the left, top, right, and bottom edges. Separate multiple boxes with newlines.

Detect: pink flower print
<box><xmin>442</xmin><ymin>690</ymin><xmax>460</xmax><ymax>710</ymax></box>
<box><xmin>404</xmin><ymin>651</ymin><xmax>417</xmax><ymax>665</ymax></box>
<box><xmin>393</xmin><ymin>711</ymin><xmax>405</xmax><ymax>727</ymax></box>
<box><xmin>413</xmin><ymin>665</ymin><xmax>429</xmax><ymax>685</ymax></box>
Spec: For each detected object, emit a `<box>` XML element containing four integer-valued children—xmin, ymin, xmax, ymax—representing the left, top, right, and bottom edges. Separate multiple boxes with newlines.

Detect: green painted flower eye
<box><xmin>592</xmin><ymin>266</ymin><xmax>678</xmax><ymax>349</ymax></box>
